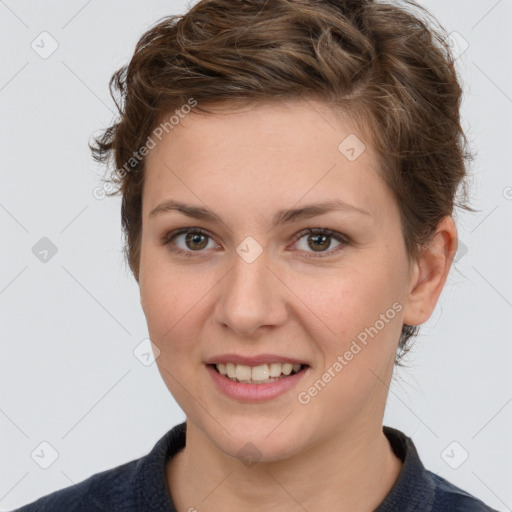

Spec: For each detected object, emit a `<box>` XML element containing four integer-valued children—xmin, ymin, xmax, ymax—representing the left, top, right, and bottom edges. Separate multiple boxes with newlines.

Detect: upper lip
<box><xmin>204</xmin><ymin>353</ymin><xmax>310</xmax><ymax>367</ymax></box>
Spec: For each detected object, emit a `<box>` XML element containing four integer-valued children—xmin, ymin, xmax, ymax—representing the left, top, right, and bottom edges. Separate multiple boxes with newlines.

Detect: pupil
<box><xmin>187</xmin><ymin>232</ymin><xmax>207</xmax><ymax>249</ymax></box>
<box><xmin>310</xmin><ymin>234</ymin><xmax>329</xmax><ymax>251</ymax></box>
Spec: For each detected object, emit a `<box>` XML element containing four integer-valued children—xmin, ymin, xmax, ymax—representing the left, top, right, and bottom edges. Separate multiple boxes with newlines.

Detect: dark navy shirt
<box><xmin>10</xmin><ymin>422</ymin><xmax>499</xmax><ymax>511</ymax></box>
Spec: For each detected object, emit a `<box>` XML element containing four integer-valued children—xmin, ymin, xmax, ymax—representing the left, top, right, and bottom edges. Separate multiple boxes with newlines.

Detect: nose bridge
<box><xmin>215</xmin><ymin>241</ymin><xmax>284</xmax><ymax>335</ymax></box>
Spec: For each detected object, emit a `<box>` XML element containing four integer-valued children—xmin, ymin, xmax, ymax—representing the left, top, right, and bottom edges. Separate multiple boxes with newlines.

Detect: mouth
<box><xmin>208</xmin><ymin>362</ymin><xmax>309</xmax><ymax>384</ymax></box>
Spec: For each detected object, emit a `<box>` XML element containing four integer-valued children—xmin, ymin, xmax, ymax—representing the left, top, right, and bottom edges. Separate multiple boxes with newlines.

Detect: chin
<box><xmin>208</xmin><ymin>419</ymin><xmax>305</xmax><ymax>462</ymax></box>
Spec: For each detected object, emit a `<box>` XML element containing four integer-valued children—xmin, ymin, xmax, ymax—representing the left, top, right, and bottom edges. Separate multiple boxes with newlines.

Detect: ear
<box><xmin>402</xmin><ymin>216</ymin><xmax>458</xmax><ymax>327</ymax></box>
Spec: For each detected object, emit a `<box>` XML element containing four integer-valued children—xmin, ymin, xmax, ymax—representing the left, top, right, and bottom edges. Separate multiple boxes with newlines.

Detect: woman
<box><xmin>11</xmin><ymin>0</ymin><xmax>498</xmax><ymax>510</ymax></box>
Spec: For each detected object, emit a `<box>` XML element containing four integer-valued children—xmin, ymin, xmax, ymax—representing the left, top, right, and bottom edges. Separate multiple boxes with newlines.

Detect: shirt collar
<box><xmin>133</xmin><ymin>422</ymin><xmax>435</xmax><ymax>511</ymax></box>
<box><xmin>375</xmin><ymin>426</ymin><xmax>436</xmax><ymax>511</ymax></box>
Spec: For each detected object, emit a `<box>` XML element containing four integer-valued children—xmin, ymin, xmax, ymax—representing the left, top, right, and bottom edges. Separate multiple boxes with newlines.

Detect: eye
<box><xmin>161</xmin><ymin>227</ymin><xmax>350</xmax><ymax>259</ymax></box>
<box><xmin>161</xmin><ymin>228</ymin><xmax>219</xmax><ymax>258</ymax></box>
<box><xmin>291</xmin><ymin>228</ymin><xmax>349</xmax><ymax>258</ymax></box>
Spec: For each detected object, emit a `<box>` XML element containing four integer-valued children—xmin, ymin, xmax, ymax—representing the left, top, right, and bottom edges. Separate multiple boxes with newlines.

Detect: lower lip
<box><xmin>206</xmin><ymin>364</ymin><xmax>310</xmax><ymax>403</ymax></box>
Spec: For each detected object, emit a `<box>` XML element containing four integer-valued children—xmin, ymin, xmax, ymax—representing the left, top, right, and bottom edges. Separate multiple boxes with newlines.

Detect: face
<box><xmin>139</xmin><ymin>99</ymin><xmax>418</xmax><ymax>461</ymax></box>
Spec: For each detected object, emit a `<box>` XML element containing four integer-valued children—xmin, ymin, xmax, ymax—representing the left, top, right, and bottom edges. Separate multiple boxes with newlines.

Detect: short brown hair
<box><xmin>90</xmin><ymin>0</ymin><xmax>476</xmax><ymax>365</ymax></box>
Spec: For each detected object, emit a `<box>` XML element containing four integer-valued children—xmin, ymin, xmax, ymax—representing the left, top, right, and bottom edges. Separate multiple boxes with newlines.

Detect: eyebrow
<box><xmin>149</xmin><ymin>199</ymin><xmax>371</xmax><ymax>226</ymax></box>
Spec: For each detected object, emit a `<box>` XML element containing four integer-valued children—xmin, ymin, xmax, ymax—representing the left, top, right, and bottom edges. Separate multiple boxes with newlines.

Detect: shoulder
<box><xmin>380</xmin><ymin>426</ymin><xmax>499</xmax><ymax>512</ymax></box>
<box><xmin>428</xmin><ymin>470</ymin><xmax>500</xmax><ymax>512</ymax></box>
<box><xmin>8</xmin><ymin>458</ymin><xmax>140</xmax><ymax>512</ymax></box>
<box><xmin>8</xmin><ymin>423</ymin><xmax>186</xmax><ymax>512</ymax></box>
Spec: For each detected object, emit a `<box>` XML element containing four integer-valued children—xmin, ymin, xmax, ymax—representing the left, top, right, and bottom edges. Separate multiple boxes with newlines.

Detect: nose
<box><xmin>214</xmin><ymin>246</ymin><xmax>287</xmax><ymax>337</ymax></box>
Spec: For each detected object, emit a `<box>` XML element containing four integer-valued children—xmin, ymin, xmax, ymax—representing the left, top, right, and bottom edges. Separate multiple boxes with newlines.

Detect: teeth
<box><xmin>235</xmin><ymin>364</ymin><xmax>252</xmax><ymax>381</ymax></box>
<box><xmin>214</xmin><ymin>362</ymin><xmax>304</xmax><ymax>383</ymax></box>
<box><xmin>269</xmin><ymin>363</ymin><xmax>282</xmax><ymax>377</ymax></box>
<box><xmin>282</xmin><ymin>363</ymin><xmax>293</xmax><ymax>376</ymax></box>
<box><xmin>251</xmin><ymin>364</ymin><xmax>269</xmax><ymax>381</ymax></box>
<box><xmin>226</xmin><ymin>363</ymin><xmax>236</xmax><ymax>379</ymax></box>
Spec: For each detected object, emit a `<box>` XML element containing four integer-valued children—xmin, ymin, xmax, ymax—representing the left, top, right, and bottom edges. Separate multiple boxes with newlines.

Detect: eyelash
<box><xmin>160</xmin><ymin>227</ymin><xmax>350</xmax><ymax>259</ymax></box>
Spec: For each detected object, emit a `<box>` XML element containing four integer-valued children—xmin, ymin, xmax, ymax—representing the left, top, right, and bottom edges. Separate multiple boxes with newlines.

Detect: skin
<box><xmin>138</xmin><ymin>98</ymin><xmax>458</xmax><ymax>512</ymax></box>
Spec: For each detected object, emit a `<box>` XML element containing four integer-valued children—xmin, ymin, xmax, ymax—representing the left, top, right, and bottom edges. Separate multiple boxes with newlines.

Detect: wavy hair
<box><xmin>90</xmin><ymin>0</ymin><xmax>476</xmax><ymax>365</ymax></box>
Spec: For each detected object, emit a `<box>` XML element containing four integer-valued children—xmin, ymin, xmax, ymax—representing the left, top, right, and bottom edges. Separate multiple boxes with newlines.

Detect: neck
<box><xmin>167</xmin><ymin>418</ymin><xmax>403</xmax><ymax>512</ymax></box>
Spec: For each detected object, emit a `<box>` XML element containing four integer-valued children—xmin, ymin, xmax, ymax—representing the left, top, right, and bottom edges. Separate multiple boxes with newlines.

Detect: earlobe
<box><xmin>401</xmin><ymin>216</ymin><xmax>458</xmax><ymax>327</ymax></box>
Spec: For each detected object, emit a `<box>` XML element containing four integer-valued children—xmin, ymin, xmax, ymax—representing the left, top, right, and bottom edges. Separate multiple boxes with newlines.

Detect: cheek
<box><xmin>304</xmin><ymin>260</ymin><xmax>404</xmax><ymax>360</ymax></box>
<box><xmin>139</xmin><ymin>258</ymin><xmax>221</xmax><ymax>367</ymax></box>
<box><xmin>298</xmin><ymin>273</ymin><xmax>402</xmax><ymax>422</ymax></box>
<box><xmin>139</xmin><ymin>267</ymin><xmax>194</xmax><ymax>348</ymax></box>
<box><xmin>140</xmin><ymin>272</ymin><xmax>203</xmax><ymax>400</ymax></box>
<box><xmin>140</xmin><ymin>244</ymin><xmax>199</xmax><ymax>327</ymax></box>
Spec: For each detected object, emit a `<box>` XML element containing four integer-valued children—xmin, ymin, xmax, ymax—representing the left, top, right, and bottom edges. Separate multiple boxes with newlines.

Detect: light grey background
<box><xmin>1</xmin><ymin>0</ymin><xmax>511</xmax><ymax>510</ymax></box>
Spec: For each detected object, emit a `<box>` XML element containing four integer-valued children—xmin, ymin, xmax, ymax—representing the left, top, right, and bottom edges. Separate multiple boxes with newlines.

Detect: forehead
<box><xmin>142</xmin><ymin>99</ymin><xmax>389</xmax><ymax>221</ymax></box>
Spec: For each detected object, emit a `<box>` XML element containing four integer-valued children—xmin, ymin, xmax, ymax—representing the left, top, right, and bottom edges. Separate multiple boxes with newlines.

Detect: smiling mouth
<box><xmin>209</xmin><ymin>362</ymin><xmax>308</xmax><ymax>384</ymax></box>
